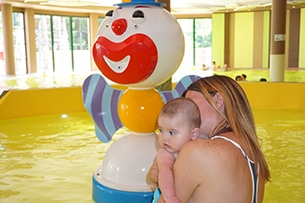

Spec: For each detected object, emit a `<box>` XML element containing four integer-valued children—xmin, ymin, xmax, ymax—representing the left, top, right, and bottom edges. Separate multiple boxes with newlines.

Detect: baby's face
<box><xmin>157</xmin><ymin>113</ymin><xmax>194</xmax><ymax>154</ymax></box>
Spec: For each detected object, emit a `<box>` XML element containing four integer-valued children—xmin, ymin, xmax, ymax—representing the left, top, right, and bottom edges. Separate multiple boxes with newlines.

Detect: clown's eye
<box><xmin>132</xmin><ymin>10</ymin><xmax>144</xmax><ymax>18</ymax></box>
<box><xmin>105</xmin><ymin>10</ymin><xmax>114</xmax><ymax>17</ymax></box>
<box><xmin>131</xmin><ymin>10</ymin><xmax>146</xmax><ymax>24</ymax></box>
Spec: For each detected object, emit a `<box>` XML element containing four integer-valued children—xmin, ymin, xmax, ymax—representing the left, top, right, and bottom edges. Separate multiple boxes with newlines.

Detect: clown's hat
<box><xmin>115</xmin><ymin>0</ymin><xmax>166</xmax><ymax>7</ymax></box>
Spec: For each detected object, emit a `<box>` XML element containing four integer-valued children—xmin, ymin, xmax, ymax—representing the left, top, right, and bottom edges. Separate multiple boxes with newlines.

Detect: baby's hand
<box><xmin>163</xmin><ymin>196</ymin><xmax>181</xmax><ymax>203</ymax></box>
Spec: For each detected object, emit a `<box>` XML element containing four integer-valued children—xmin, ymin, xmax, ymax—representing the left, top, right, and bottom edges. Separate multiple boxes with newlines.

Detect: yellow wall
<box><xmin>1</xmin><ymin>83</ymin><xmax>305</xmax><ymax>120</ymax></box>
<box><xmin>240</xmin><ymin>82</ymin><xmax>305</xmax><ymax>110</ymax></box>
<box><xmin>212</xmin><ymin>11</ymin><xmax>270</xmax><ymax>69</ymax></box>
<box><xmin>0</xmin><ymin>87</ymin><xmax>86</xmax><ymax>120</ymax></box>
<box><xmin>212</xmin><ymin>13</ymin><xmax>225</xmax><ymax>67</ymax></box>
<box><xmin>234</xmin><ymin>12</ymin><xmax>254</xmax><ymax>68</ymax></box>
<box><xmin>262</xmin><ymin>11</ymin><xmax>270</xmax><ymax>68</ymax></box>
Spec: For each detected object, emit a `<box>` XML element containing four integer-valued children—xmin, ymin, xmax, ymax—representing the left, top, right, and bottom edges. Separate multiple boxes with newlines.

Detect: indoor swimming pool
<box><xmin>0</xmin><ymin>70</ymin><xmax>304</xmax><ymax>202</ymax></box>
<box><xmin>0</xmin><ymin>109</ymin><xmax>305</xmax><ymax>202</ymax></box>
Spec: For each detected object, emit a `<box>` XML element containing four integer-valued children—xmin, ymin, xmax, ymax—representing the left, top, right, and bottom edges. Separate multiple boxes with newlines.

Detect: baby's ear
<box><xmin>191</xmin><ymin>127</ymin><xmax>200</xmax><ymax>140</ymax></box>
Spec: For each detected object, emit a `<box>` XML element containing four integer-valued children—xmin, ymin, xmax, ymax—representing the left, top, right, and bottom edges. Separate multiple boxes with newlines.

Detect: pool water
<box><xmin>254</xmin><ymin>109</ymin><xmax>305</xmax><ymax>202</ymax></box>
<box><xmin>0</xmin><ymin>112</ymin><xmax>118</xmax><ymax>203</ymax></box>
<box><xmin>0</xmin><ymin>109</ymin><xmax>305</xmax><ymax>202</ymax></box>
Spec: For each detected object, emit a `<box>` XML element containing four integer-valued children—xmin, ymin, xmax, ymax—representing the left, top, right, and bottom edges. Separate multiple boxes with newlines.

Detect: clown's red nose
<box><xmin>112</xmin><ymin>18</ymin><xmax>127</xmax><ymax>35</ymax></box>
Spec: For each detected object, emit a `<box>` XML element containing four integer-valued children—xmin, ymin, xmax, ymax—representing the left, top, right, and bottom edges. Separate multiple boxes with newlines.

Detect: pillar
<box><xmin>90</xmin><ymin>13</ymin><xmax>99</xmax><ymax>71</ymax></box>
<box><xmin>270</xmin><ymin>0</ymin><xmax>286</xmax><ymax>82</ymax></box>
<box><xmin>288</xmin><ymin>8</ymin><xmax>300</xmax><ymax>68</ymax></box>
<box><xmin>156</xmin><ymin>0</ymin><xmax>172</xmax><ymax>91</ymax></box>
<box><xmin>1</xmin><ymin>4</ymin><xmax>15</xmax><ymax>75</ymax></box>
<box><xmin>25</xmin><ymin>8</ymin><xmax>37</xmax><ymax>73</ymax></box>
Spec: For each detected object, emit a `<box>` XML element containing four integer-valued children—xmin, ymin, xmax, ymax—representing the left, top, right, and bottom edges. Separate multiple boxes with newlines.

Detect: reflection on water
<box><xmin>0</xmin><ymin>69</ymin><xmax>304</xmax><ymax>92</ymax></box>
<box><xmin>0</xmin><ymin>110</ymin><xmax>305</xmax><ymax>202</ymax></box>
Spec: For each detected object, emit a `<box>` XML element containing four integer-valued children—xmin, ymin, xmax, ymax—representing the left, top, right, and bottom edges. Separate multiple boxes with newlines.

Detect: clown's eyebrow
<box><xmin>135</xmin><ymin>6</ymin><xmax>151</xmax><ymax>8</ymax></box>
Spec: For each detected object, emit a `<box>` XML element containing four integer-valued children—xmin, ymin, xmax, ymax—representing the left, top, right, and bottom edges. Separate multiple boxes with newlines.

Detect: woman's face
<box><xmin>185</xmin><ymin>90</ymin><xmax>219</xmax><ymax>138</ymax></box>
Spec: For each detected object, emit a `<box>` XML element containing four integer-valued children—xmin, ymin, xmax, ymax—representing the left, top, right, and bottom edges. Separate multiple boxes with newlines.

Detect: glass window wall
<box><xmin>1</xmin><ymin>11</ymin><xmax>211</xmax><ymax>78</ymax></box>
<box><xmin>13</xmin><ymin>12</ymin><xmax>27</xmax><ymax>74</ymax></box>
<box><xmin>0</xmin><ymin>11</ymin><xmax>4</xmax><ymax>75</ymax></box>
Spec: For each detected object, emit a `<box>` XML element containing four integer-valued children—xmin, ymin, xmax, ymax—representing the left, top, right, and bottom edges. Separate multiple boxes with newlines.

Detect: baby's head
<box><xmin>157</xmin><ymin>97</ymin><xmax>201</xmax><ymax>153</ymax></box>
<box><xmin>159</xmin><ymin>97</ymin><xmax>201</xmax><ymax>129</ymax></box>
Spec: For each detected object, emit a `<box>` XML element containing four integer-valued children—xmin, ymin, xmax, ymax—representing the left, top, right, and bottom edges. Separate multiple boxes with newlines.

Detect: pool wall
<box><xmin>0</xmin><ymin>82</ymin><xmax>305</xmax><ymax>120</ymax></box>
<box><xmin>241</xmin><ymin>82</ymin><xmax>305</xmax><ymax>110</ymax></box>
<box><xmin>0</xmin><ymin>87</ymin><xmax>86</xmax><ymax>120</ymax></box>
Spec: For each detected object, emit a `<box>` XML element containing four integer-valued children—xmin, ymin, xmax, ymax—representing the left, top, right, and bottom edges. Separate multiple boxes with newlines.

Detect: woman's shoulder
<box><xmin>180</xmin><ymin>137</ymin><xmax>240</xmax><ymax>163</ymax></box>
<box><xmin>184</xmin><ymin>137</ymin><xmax>234</xmax><ymax>153</ymax></box>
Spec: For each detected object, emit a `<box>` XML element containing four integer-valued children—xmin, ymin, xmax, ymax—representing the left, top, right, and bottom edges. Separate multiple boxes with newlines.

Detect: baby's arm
<box><xmin>156</xmin><ymin>148</ymin><xmax>181</xmax><ymax>203</ymax></box>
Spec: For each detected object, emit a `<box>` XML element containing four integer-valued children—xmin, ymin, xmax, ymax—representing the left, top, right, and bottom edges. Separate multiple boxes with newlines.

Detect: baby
<box><xmin>152</xmin><ymin>97</ymin><xmax>202</xmax><ymax>203</ymax></box>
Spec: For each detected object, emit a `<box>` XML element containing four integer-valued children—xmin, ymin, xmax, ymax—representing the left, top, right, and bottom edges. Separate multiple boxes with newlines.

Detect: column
<box><xmin>1</xmin><ymin>4</ymin><xmax>15</xmax><ymax>75</ymax></box>
<box><xmin>156</xmin><ymin>0</ymin><xmax>172</xmax><ymax>91</ymax></box>
<box><xmin>288</xmin><ymin>8</ymin><xmax>300</xmax><ymax>68</ymax></box>
<box><xmin>25</xmin><ymin>8</ymin><xmax>37</xmax><ymax>73</ymax></box>
<box><xmin>270</xmin><ymin>0</ymin><xmax>286</xmax><ymax>82</ymax></box>
<box><xmin>90</xmin><ymin>13</ymin><xmax>99</xmax><ymax>71</ymax></box>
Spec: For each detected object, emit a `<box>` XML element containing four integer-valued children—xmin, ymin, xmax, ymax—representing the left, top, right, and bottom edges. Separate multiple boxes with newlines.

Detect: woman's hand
<box><xmin>148</xmin><ymin>159</ymin><xmax>159</xmax><ymax>184</ymax></box>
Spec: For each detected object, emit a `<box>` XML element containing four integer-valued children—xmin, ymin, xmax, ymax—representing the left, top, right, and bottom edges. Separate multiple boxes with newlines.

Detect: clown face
<box><xmin>92</xmin><ymin>4</ymin><xmax>185</xmax><ymax>88</ymax></box>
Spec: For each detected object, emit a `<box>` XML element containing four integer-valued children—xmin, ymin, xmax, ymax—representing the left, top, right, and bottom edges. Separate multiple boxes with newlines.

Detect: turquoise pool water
<box><xmin>0</xmin><ymin>109</ymin><xmax>305</xmax><ymax>202</ymax></box>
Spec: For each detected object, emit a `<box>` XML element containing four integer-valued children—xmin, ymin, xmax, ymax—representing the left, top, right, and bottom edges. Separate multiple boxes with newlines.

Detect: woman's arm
<box><xmin>173</xmin><ymin>141</ymin><xmax>203</xmax><ymax>202</ymax></box>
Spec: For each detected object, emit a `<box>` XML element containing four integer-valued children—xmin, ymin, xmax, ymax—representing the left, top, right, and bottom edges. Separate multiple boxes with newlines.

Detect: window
<box><xmin>0</xmin><ymin>11</ymin><xmax>4</xmax><ymax>75</ymax></box>
<box><xmin>195</xmin><ymin>18</ymin><xmax>212</xmax><ymax>67</ymax></box>
<box><xmin>13</xmin><ymin>12</ymin><xmax>27</xmax><ymax>74</ymax></box>
<box><xmin>173</xmin><ymin>18</ymin><xmax>212</xmax><ymax>81</ymax></box>
<box><xmin>35</xmin><ymin>15</ymin><xmax>52</xmax><ymax>73</ymax></box>
<box><xmin>35</xmin><ymin>15</ymin><xmax>91</xmax><ymax>73</ymax></box>
<box><xmin>72</xmin><ymin>17</ymin><xmax>91</xmax><ymax>73</ymax></box>
<box><xmin>2</xmin><ymin>10</ymin><xmax>211</xmax><ymax>78</ymax></box>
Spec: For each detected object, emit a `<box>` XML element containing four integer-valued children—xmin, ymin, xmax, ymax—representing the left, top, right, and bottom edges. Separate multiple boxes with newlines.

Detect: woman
<box><xmin>155</xmin><ymin>75</ymin><xmax>270</xmax><ymax>203</ymax></box>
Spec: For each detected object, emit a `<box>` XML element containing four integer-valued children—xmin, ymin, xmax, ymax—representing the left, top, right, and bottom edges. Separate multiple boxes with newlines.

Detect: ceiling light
<box><xmin>225</xmin><ymin>3</ymin><xmax>238</xmax><ymax>8</ymax></box>
<box><xmin>24</xmin><ymin>0</ymin><xmax>48</xmax><ymax>2</ymax></box>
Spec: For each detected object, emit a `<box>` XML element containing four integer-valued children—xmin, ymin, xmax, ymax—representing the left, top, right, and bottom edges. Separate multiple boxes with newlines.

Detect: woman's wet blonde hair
<box><xmin>184</xmin><ymin>75</ymin><xmax>270</xmax><ymax>182</ymax></box>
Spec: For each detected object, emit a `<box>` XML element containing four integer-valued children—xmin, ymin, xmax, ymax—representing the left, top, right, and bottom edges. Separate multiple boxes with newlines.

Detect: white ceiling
<box><xmin>1</xmin><ymin>0</ymin><xmax>305</xmax><ymax>14</ymax></box>
<box><xmin>170</xmin><ymin>0</ymin><xmax>305</xmax><ymax>14</ymax></box>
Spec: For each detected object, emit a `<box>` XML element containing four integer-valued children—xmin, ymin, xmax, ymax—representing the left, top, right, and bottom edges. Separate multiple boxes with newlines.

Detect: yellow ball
<box><xmin>118</xmin><ymin>88</ymin><xmax>164</xmax><ymax>133</ymax></box>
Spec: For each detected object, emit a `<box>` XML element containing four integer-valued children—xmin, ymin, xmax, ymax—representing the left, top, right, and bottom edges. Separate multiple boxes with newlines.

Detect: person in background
<box><xmin>235</xmin><ymin>75</ymin><xmax>243</xmax><ymax>81</ymax></box>
<box><xmin>212</xmin><ymin>61</ymin><xmax>218</xmax><ymax>71</ymax></box>
<box><xmin>259</xmin><ymin>78</ymin><xmax>267</xmax><ymax>82</ymax></box>
<box><xmin>201</xmin><ymin>64</ymin><xmax>208</xmax><ymax>71</ymax></box>
<box><xmin>223</xmin><ymin>63</ymin><xmax>230</xmax><ymax>71</ymax></box>
<box><xmin>242</xmin><ymin>74</ymin><xmax>247</xmax><ymax>81</ymax></box>
<box><xmin>153</xmin><ymin>75</ymin><xmax>270</xmax><ymax>203</ymax></box>
<box><xmin>151</xmin><ymin>97</ymin><xmax>203</xmax><ymax>203</ymax></box>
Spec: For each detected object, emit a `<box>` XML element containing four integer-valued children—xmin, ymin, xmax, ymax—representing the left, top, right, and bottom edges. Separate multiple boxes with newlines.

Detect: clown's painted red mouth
<box><xmin>92</xmin><ymin>34</ymin><xmax>158</xmax><ymax>84</ymax></box>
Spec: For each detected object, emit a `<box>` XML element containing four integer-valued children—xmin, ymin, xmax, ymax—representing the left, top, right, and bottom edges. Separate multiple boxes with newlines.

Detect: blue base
<box><xmin>92</xmin><ymin>175</ymin><xmax>154</xmax><ymax>203</ymax></box>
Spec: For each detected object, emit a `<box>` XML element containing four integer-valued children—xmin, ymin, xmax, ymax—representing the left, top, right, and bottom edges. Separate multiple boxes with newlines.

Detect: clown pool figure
<box><xmin>84</xmin><ymin>0</ymin><xmax>186</xmax><ymax>202</ymax></box>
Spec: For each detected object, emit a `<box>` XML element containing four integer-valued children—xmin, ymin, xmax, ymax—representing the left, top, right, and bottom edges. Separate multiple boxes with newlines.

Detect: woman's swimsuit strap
<box><xmin>211</xmin><ymin>135</ymin><xmax>259</xmax><ymax>203</ymax></box>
